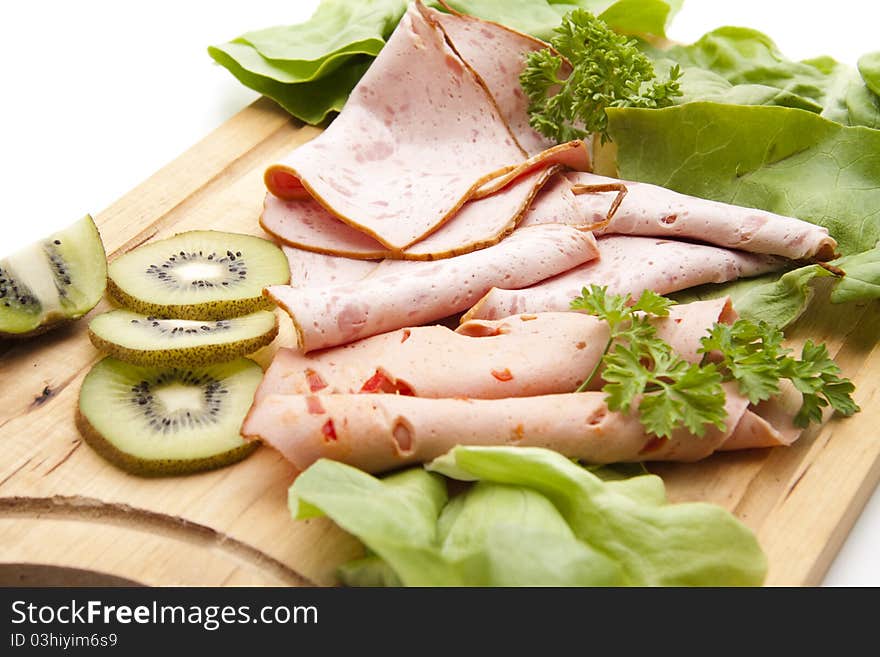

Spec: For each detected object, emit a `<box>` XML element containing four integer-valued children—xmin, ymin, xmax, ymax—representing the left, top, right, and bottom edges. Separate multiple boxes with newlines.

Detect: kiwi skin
<box><xmin>1</xmin><ymin>318</ymin><xmax>72</xmax><ymax>340</ymax></box>
<box><xmin>75</xmin><ymin>408</ymin><xmax>259</xmax><ymax>477</ymax></box>
<box><xmin>87</xmin><ymin>315</ymin><xmax>279</xmax><ymax>368</ymax></box>
<box><xmin>106</xmin><ymin>278</ymin><xmax>277</xmax><ymax>320</ymax></box>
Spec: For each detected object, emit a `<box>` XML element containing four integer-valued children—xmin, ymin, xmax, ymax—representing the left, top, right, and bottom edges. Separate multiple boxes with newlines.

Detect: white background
<box><xmin>0</xmin><ymin>0</ymin><xmax>877</xmax><ymax>584</ymax></box>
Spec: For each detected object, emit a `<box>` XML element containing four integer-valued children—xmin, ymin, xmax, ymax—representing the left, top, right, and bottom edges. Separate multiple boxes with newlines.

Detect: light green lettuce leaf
<box><xmin>591</xmin><ymin>0</ymin><xmax>682</xmax><ymax>39</ymax></box>
<box><xmin>338</xmin><ymin>555</ymin><xmax>404</xmax><ymax>586</ymax></box>
<box><xmin>653</xmin><ymin>27</ymin><xmax>880</xmax><ymax>128</ymax></box>
<box><xmin>672</xmin><ymin>265</ymin><xmax>838</xmax><ymax>328</ymax></box>
<box><xmin>436</xmin><ymin>482</ymin><xmax>623</xmax><ymax>585</ymax></box>
<box><xmin>830</xmin><ymin>246</ymin><xmax>880</xmax><ymax>303</ymax></box>
<box><xmin>607</xmin><ymin>102</ymin><xmax>880</xmax><ymax>325</ymax></box>
<box><xmin>289</xmin><ymin>461</ymin><xmax>461</xmax><ymax>586</ymax></box>
<box><xmin>429</xmin><ymin>446</ymin><xmax>767</xmax><ymax>586</ymax></box>
<box><xmin>291</xmin><ymin>458</ymin><xmax>623</xmax><ymax>586</ymax></box>
<box><xmin>858</xmin><ymin>52</ymin><xmax>880</xmax><ymax>97</ymax></box>
<box><xmin>291</xmin><ymin>446</ymin><xmax>764</xmax><ymax>586</ymax></box>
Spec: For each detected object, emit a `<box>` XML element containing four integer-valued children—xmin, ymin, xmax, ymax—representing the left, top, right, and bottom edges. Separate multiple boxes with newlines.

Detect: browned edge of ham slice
<box><xmin>262</xmin><ymin>164</ymin><xmax>566</xmax><ymax>261</ymax></box>
<box><xmin>264</xmin><ymin>223</ymin><xmax>599</xmax><ymax>352</ymax></box>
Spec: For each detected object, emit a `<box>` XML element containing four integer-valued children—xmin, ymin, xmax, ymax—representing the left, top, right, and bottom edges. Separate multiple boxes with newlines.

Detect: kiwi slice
<box><xmin>88</xmin><ymin>309</ymin><xmax>279</xmax><ymax>367</ymax></box>
<box><xmin>107</xmin><ymin>231</ymin><xmax>290</xmax><ymax>319</ymax></box>
<box><xmin>1</xmin><ymin>215</ymin><xmax>107</xmax><ymax>337</ymax></box>
<box><xmin>77</xmin><ymin>356</ymin><xmax>262</xmax><ymax>476</ymax></box>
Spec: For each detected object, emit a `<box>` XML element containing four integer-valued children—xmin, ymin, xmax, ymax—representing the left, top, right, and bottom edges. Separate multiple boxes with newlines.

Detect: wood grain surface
<box><xmin>1</xmin><ymin>98</ymin><xmax>877</xmax><ymax>586</ymax></box>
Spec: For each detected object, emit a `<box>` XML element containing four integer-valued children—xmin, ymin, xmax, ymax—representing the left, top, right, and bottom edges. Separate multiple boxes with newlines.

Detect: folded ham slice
<box><xmin>251</xmin><ymin>298</ymin><xmax>735</xmax><ymax>404</ymax></box>
<box><xmin>266</xmin><ymin>223</ymin><xmax>600</xmax><ymax>352</ymax></box>
<box><xmin>430</xmin><ymin>4</ymin><xmax>558</xmax><ymax>155</ymax></box>
<box><xmin>464</xmin><ymin>235</ymin><xmax>786</xmax><ymax>321</ymax></box>
<box><xmin>262</xmin><ymin>165</ymin><xmax>561</xmax><ymax>260</ymax></box>
<box><xmin>263</xmin><ymin>3</ymin><xmax>589</xmax><ymax>251</ymax></box>
<box><xmin>284</xmin><ymin>246</ymin><xmax>379</xmax><ymax>288</ymax></box>
<box><xmin>523</xmin><ymin>172</ymin><xmax>837</xmax><ymax>260</ymax></box>
<box><xmin>242</xmin><ymin>386</ymin><xmax>762</xmax><ymax>474</ymax></box>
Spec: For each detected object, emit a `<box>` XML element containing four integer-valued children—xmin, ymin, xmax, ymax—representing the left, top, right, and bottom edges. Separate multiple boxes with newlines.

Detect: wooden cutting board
<box><xmin>1</xmin><ymin>98</ymin><xmax>878</xmax><ymax>587</ymax></box>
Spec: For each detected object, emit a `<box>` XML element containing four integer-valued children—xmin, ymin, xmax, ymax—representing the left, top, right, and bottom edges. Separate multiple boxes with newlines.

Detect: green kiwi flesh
<box><xmin>77</xmin><ymin>356</ymin><xmax>262</xmax><ymax>476</ymax></box>
<box><xmin>0</xmin><ymin>215</ymin><xmax>107</xmax><ymax>337</ymax></box>
<box><xmin>88</xmin><ymin>309</ymin><xmax>279</xmax><ymax>367</ymax></box>
<box><xmin>107</xmin><ymin>231</ymin><xmax>290</xmax><ymax>320</ymax></box>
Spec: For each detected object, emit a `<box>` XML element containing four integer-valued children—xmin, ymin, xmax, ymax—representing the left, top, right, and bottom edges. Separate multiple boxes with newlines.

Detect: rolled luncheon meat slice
<box><xmin>464</xmin><ymin>235</ymin><xmax>786</xmax><ymax>321</ymax></box>
<box><xmin>263</xmin><ymin>3</ymin><xmax>589</xmax><ymax>251</ymax></box>
<box><xmin>242</xmin><ymin>386</ymin><xmax>756</xmax><ymax>474</ymax></box>
<box><xmin>266</xmin><ymin>223</ymin><xmax>600</xmax><ymax>352</ymax></box>
<box><xmin>522</xmin><ymin>172</ymin><xmax>837</xmax><ymax>260</ymax></box>
<box><xmin>251</xmin><ymin>298</ymin><xmax>734</xmax><ymax>404</ymax></box>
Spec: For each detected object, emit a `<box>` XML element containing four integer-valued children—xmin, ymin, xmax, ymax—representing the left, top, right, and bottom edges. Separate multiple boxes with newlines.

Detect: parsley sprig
<box><xmin>572</xmin><ymin>286</ymin><xmax>859</xmax><ymax>438</ymax></box>
<box><xmin>520</xmin><ymin>9</ymin><xmax>682</xmax><ymax>144</ymax></box>
<box><xmin>572</xmin><ymin>285</ymin><xmax>726</xmax><ymax>439</ymax></box>
<box><xmin>699</xmin><ymin>322</ymin><xmax>860</xmax><ymax>427</ymax></box>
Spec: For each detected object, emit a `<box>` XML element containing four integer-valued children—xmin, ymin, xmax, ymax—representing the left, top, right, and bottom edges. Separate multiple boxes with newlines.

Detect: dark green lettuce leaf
<box><xmin>608</xmin><ymin>102</ymin><xmax>880</xmax><ymax>326</ymax></box>
<box><xmin>207</xmin><ymin>45</ymin><xmax>372</xmax><ymax>124</ymax></box>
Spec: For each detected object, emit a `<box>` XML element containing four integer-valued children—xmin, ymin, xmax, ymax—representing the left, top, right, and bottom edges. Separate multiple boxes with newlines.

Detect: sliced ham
<box><xmin>263</xmin><ymin>3</ymin><xmax>590</xmax><ymax>251</ymax></box>
<box><xmin>464</xmin><ymin>235</ymin><xmax>786</xmax><ymax>321</ymax></box>
<box><xmin>265</xmin><ymin>223</ymin><xmax>600</xmax><ymax>352</ymax></box>
<box><xmin>251</xmin><ymin>298</ymin><xmax>734</xmax><ymax>404</ymax></box>
<box><xmin>522</xmin><ymin>172</ymin><xmax>837</xmax><ymax>260</ymax></box>
<box><xmin>430</xmin><ymin>4</ymin><xmax>557</xmax><ymax>155</ymax></box>
<box><xmin>242</xmin><ymin>385</ymin><xmax>758</xmax><ymax>474</ymax></box>
<box><xmin>262</xmin><ymin>165</ymin><xmax>561</xmax><ymax>260</ymax></box>
<box><xmin>284</xmin><ymin>246</ymin><xmax>379</xmax><ymax>288</ymax></box>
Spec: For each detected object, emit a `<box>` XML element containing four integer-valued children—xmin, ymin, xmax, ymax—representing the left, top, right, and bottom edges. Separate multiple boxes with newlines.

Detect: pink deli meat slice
<box><xmin>430</xmin><ymin>5</ymin><xmax>557</xmax><ymax>155</ymax></box>
<box><xmin>241</xmin><ymin>385</ymin><xmax>756</xmax><ymax>474</ymax></box>
<box><xmin>261</xmin><ymin>165</ymin><xmax>560</xmax><ymax>260</ymax></box>
<box><xmin>265</xmin><ymin>223</ymin><xmax>600</xmax><ymax>352</ymax></box>
<box><xmin>463</xmin><ymin>235</ymin><xmax>785</xmax><ymax>321</ymax></box>
<box><xmin>284</xmin><ymin>246</ymin><xmax>379</xmax><ymax>288</ymax></box>
<box><xmin>263</xmin><ymin>3</ymin><xmax>589</xmax><ymax>251</ymax></box>
<box><xmin>523</xmin><ymin>172</ymin><xmax>837</xmax><ymax>260</ymax></box>
<box><xmin>252</xmin><ymin>298</ymin><xmax>735</xmax><ymax>404</ymax></box>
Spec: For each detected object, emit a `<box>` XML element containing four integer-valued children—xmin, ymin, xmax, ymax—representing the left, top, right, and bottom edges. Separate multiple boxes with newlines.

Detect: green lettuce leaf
<box><xmin>290</xmin><ymin>447</ymin><xmax>766</xmax><ymax>586</ymax></box>
<box><xmin>429</xmin><ymin>446</ymin><xmax>766</xmax><ymax>586</ymax></box>
<box><xmin>672</xmin><ymin>265</ymin><xmax>837</xmax><ymax>328</ymax></box>
<box><xmin>209</xmin><ymin>0</ymin><xmax>682</xmax><ymax>124</ymax></box>
<box><xmin>607</xmin><ymin>102</ymin><xmax>880</xmax><ymax>325</ymax></box>
<box><xmin>860</xmin><ymin>52</ymin><xmax>880</xmax><ymax>97</ymax></box>
<box><xmin>652</xmin><ymin>27</ymin><xmax>880</xmax><ymax>128</ymax></box>
<box><xmin>207</xmin><ymin>45</ymin><xmax>372</xmax><ymax>124</ymax></box>
<box><xmin>289</xmin><ymin>462</ymin><xmax>461</xmax><ymax>585</ymax></box>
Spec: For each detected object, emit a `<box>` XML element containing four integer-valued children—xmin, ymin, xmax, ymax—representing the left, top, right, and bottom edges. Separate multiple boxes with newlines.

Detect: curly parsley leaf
<box><xmin>700</xmin><ymin>323</ymin><xmax>860</xmax><ymax>427</ymax></box>
<box><xmin>575</xmin><ymin>288</ymin><xmax>859</xmax><ymax>439</ymax></box>
<box><xmin>520</xmin><ymin>9</ymin><xmax>682</xmax><ymax>144</ymax></box>
<box><xmin>573</xmin><ymin>286</ymin><xmax>725</xmax><ymax>439</ymax></box>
